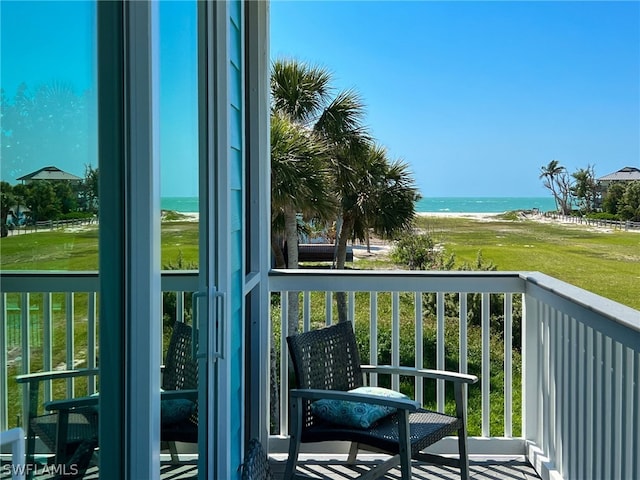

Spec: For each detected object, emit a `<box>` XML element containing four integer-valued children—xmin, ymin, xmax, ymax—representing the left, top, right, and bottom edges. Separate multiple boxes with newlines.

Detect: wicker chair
<box><xmin>15</xmin><ymin>368</ymin><xmax>99</xmax><ymax>479</ymax></box>
<box><xmin>241</xmin><ymin>438</ymin><xmax>274</xmax><ymax>480</ymax></box>
<box><xmin>160</xmin><ymin>320</ymin><xmax>198</xmax><ymax>462</ymax></box>
<box><xmin>15</xmin><ymin>321</ymin><xmax>198</xmax><ymax>474</ymax></box>
<box><xmin>285</xmin><ymin>321</ymin><xmax>478</xmax><ymax>480</ymax></box>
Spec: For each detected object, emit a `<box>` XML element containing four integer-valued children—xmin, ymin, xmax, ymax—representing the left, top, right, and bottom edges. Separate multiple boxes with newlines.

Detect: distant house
<box><xmin>16</xmin><ymin>165</ymin><xmax>82</xmax><ymax>184</ymax></box>
<box><xmin>597</xmin><ymin>166</ymin><xmax>640</xmax><ymax>189</ymax></box>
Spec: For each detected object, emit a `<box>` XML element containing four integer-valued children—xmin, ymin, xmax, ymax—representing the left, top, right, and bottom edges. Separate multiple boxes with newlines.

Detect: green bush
<box><xmin>586</xmin><ymin>212</ymin><xmax>620</xmax><ymax>221</ymax></box>
<box><xmin>390</xmin><ymin>232</ymin><xmax>454</xmax><ymax>270</ymax></box>
<box><xmin>59</xmin><ymin>212</ymin><xmax>95</xmax><ymax>221</ymax></box>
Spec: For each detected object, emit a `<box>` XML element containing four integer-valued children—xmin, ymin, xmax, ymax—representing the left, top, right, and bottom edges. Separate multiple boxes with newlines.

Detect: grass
<box><xmin>2</xmin><ymin>216</ymin><xmax>637</xmax><ymax>311</ymax></box>
<box><xmin>413</xmin><ymin>215</ymin><xmax>640</xmax><ymax>310</ymax></box>
<box><xmin>0</xmin><ymin>221</ymin><xmax>199</xmax><ymax>270</ymax></box>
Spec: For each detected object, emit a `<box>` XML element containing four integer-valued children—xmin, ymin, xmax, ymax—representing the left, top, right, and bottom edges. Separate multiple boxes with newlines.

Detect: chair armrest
<box><xmin>290</xmin><ymin>388</ymin><xmax>420</xmax><ymax>412</ymax></box>
<box><xmin>45</xmin><ymin>396</ymin><xmax>98</xmax><ymax>413</ymax></box>
<box><xmin>161</xmin><ymin>389</ymin><xmax>198</xmax><ymax>402</ymax></box>
<box><xmin>361</xmin><ymin>365</ymin><xmax>478</xmax><ymax>384</ymax></box>
<box><xmin>44</xmin><ymin>389</ymin><xmax>198</xmax><ymax>414</ymax></box>
<box><xmin>16</xmin><ymin>368</ymin><xmax>99</xmax><ymax>384</ymax></box>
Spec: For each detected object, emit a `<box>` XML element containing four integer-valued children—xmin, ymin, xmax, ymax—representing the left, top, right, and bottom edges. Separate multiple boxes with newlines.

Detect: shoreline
<box><xmin>416</xmin><ymin>211</ymin><xmax>502</xmax><ymax>219</ymax></box>
<box><xmin>168</xmin><ymin>211</ymin><xmax>507</xmax><ymax>222</ymax></box>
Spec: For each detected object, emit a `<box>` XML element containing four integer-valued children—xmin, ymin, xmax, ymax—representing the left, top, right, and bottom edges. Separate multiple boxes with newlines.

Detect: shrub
<box><xmin>59</xmin><ymin>212</ymin><xmax>95</xmax><ymax>221</ymax></box>
<box><xmin>586</xmin><ymin>212</ymin><xmax>620</xmax><ymax>221</ymax></box>
<box><xmin>390</xmin><ymin>232</ymin><xmax>454</xmax><ymax>270</ymax></box>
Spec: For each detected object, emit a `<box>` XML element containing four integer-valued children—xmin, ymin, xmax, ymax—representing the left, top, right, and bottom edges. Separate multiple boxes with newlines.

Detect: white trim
<box><xmin>526</xmin><ymin>441</ymin><xmax>565</xmax><ymax>480</ymax></box>
<box><xmin>0</xmin><ymin>428</ymin><xmax>25</xmax><ymax>480</ymax></box>
<box><xmin>125</xmin><ymin>2</ymin><xmax>161</xmax><ymax>478</ymax></box>
<box><xmin>0</xmin><ymin>295</ymin><xmax>7</xmax><ymax>429</ymax></box>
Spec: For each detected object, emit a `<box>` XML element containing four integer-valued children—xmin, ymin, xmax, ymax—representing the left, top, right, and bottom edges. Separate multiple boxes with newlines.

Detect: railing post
<box><xmin>87</xmin><ymin>293</ymin><xmax>97</xmax><ymax>394</ymax></box>
<box><xmin>522</xmin><ymin>291</ymin><xmax>540</xmax><ymax>444</ymax></box>
<box><xmin>65</xmin><ymin>292</ymin><xmax>75</xmax><ymax>397</ymax></box>
<box><xmin>504</xmin><ymin>293</ymin><xmax>513</xmax><ymax>438</ymax></box>
<box><xmin>20</xmin><ymin>293</ymin><xmax>30</xmax><ymax>431</ymax></box>
<box><xmin>392</xmin><ymin>291</ymin><xmax>400</xmax><ymax>392</ymax></box>
<box><xmin>414</xmin><ymin>292</ymin><xmax>423</xmax><ymax>405</ymax></box>
<box><xmin>436</xmin><ymin>292</ymin><xmax>445</xmax><ymax>411</ymax></box>
<box><xmin>279</xmin><ymin>292</ymin><xmax>289</xmax><ymax>436</ymax></box>
<box><xmin>43</xmin><ymin>294</ymin><xmax>53</xmax><ymax>402</ymax></box>
<box><xmin>369</xmin><ymin>293</ymin><xmax>378</xmax><ymax>387</ymax></box>
<box><xmin>0</xmin><ymin>294</ymin><xmax>7</xmax><ymax>430</ymax></box>
<box><xmin>481</xmin><ymin>292</ymin><xmax>490</xmax><ymax>437</ymax></box>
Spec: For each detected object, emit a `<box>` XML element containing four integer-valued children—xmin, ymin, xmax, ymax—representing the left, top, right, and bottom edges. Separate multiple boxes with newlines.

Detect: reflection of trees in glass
<box><xmin>1</xmin><ymin>81</ymin><xmax>97</xmax><ymax>182</ymax></box>
<box><xmin>78</xmin><ymin>165</ymin><xmax>99</xmax><ymax>214</ymax></box>
<box><xmin>0</xmin><ymin>166</ymin><xmax>98</xmax><ymax>233</ymax></box>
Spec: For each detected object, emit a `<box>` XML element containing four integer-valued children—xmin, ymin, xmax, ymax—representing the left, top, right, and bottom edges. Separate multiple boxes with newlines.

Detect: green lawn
<box><xmin>2</xmin><ymin>215</ymin><xmax>638</xmax><ymax>309</ymax></box>
<box><xmin>412</xmin><ymin>215</ymin><xmax>640</xmax><ymax>310</ymax></box>
<box><xmin>0</xmin><ymin>221</ymin><xmax>199</xmax><ymax>271</ymax></box>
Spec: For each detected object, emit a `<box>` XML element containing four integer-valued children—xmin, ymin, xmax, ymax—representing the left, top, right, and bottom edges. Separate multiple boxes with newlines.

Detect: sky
<box><xmin>270</xmin><ymin>1</ymin><xmax>640</xmax><ymax>197</ymax></box>
<box><xmin>1</xmin><ymin>1</ymin><xmax>638</xmax><ymax>198</ymax></box>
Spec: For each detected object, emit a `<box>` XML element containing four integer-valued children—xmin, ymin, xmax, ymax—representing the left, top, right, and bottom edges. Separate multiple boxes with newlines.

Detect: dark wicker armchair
<box><xmin>14</xmin><ymin>321</ymin><xmax>198</xmax><ymax>474</ymax></box>
<box><xmin>241</xmin><ymin>438</ymin><xmax>274</xmax><ymax>480</ymax></box>
<box><xmin>285</xmin><ymin>321</ymin><xmax>478</xmax><ymax>480</ymax></box>
<box><xmin>160</xmin><ymin>320</ymin><xmax>198</xmax><ymax>462</ymax></box>
<box><xmin>15</xmin><ymin>368</ymin><xmax>99</xmax><ymax>479</ymax></box>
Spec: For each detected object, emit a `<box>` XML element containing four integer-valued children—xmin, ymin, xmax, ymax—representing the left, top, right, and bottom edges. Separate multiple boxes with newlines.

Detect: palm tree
<box><xmin>539</xmin><ymin>160</ymin><xmax>572</xmax><ymax>214</ymax></box>
<box><xmin>270</xmin><ymin>61</ymin><xmax>370</xmax><ymax>422</ymax></box>
<box><xmin>270</xmin><ymin>111</ymin><xmax>334</xmax><ymax>269</ymax></box>
<box><xmin>332</xmin><ymin>143</ymin><xmax>420</xmax><ymax>321</ymax></box>
<box><xmin>270</xmin><ymin>58</ymin><xmax>369</xmax><ymax>269</ymax></box>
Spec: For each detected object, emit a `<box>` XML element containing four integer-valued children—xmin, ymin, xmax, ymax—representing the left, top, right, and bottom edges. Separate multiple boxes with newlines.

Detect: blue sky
<box><xmin>271</xmin><ymin>1</ymin><xmax>640</xmax><ymax>197</ymax></box>
<box><xmin>1</xmin><ymin>1</ymin><xmax>638</xmax><ymax>198</ymax></box>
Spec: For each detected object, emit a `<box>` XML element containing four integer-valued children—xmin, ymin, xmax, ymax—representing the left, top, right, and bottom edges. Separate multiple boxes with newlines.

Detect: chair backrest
<box><xmin>241</xmin><ymin>438</ymin><xmax>273</xmax><ymax>480</ymax></box>
<box><xmin>287</xmin><ymin>322</ymin><xmax>364</xmax><ymax>428</ymax></box>
<box><xmin>162</xmin><ymin>321</ymin><xmax>198</xmax><ymax>391</ymax></box>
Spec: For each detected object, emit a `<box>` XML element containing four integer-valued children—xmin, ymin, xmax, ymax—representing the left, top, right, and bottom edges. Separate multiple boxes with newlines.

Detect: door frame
<box><xmin>98</xmin><ymin>1</ymin><xmax>162</xmax><ymax>478</ymax></box>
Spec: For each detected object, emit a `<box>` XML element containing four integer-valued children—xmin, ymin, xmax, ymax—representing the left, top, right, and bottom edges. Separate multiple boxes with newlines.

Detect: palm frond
<box><xmin>271</xmin><ymin>58</ymin><xmax>333</xmax><ymax>125</ymax></box>
<box><xmin>314</xmin><ymin>89</ymin><xmax>369</xmax><ymax>143</ymax></box>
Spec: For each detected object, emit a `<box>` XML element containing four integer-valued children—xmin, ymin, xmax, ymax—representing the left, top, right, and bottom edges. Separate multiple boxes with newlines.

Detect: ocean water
<box><xmin>162</xmin><ymin>196</ymin><xmax>556</xmax><ymax>214</ymax></box>
<box><xmin>415</xmin><ymin>197</ymin><xmax>556</xmax><ymax>213</ymax></box>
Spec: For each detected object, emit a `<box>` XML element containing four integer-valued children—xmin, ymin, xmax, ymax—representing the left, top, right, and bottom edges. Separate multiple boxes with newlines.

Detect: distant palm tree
<box><xmin>540</xmin><ymin>160</ymin><xmax>571</xmax><ymax>213</ymax></box>
<box><xmin>335</xmin><ymin>144</ymin><xmax>419</xmax><ymax>268</ymax></box>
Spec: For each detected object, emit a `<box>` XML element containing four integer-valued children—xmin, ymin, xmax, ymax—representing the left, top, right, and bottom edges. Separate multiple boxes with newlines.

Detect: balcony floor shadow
<box><xmin>2</xmin><ymin>455</ymin><xmax>540</xmax><ymax>479</ymax></box>
<box><xmin>269</xmin><ymin>454</ymin><xmax>540</xmax><ymax>480</ymax></box>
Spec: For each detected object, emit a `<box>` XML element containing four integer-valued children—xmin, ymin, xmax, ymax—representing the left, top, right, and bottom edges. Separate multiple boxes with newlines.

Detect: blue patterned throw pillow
<box><xmin>310</xmin><ymin>386</ymin><xmax>408</xmax><ymax>429</ymax></box>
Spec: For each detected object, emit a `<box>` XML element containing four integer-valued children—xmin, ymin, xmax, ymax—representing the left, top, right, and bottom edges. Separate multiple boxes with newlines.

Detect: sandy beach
<box><xmin>168</xmin><ymin>211</ymin><xmax>504</xmax><ymax>222</ymax></box>
<box><xmin>416</xmin><ymin>211</ymin><xmax>501</xmax><ymax>220</ymax></box>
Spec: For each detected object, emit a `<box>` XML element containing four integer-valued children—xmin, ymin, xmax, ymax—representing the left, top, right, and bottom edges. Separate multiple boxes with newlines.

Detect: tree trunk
<box><xmin>269</xmin><ymin>337</ymin><xmax>279</xmax><ymax>433</ymax></box>
<box><xmin>271</xmin><ymin>231</ymin><xmax>286</xmax><ymax>268</ymax></box>
<box><xmin>284</xmin><ymin>207</ymin><xmax>300</xmax><ymax>336</ymax></box>
<box><xmin>335</xmin><ymin>214</ymin><xmax>355</xmax><ymax>323</ymax></box>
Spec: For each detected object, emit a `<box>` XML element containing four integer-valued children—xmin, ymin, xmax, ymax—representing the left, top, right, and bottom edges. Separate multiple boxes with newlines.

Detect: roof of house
<box><xmin>16</xmin><ymin>166</ymin><xmax>82</xmax><ymax>182</ymax></box>
<box><xmin>597</xmin><ymin>166</ymin><xmax>640</xmax><ymax>182</ymax></box>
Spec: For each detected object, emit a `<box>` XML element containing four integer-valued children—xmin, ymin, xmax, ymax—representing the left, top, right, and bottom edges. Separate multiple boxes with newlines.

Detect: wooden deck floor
<box><xmin>1</xmin><ymin>455</ymin><xmax>539</xmax><ymax>479</ymax></box>
<box><xmin>269</xmin><ymin>455</ymin><xmax>541</xmax><ymax>480</ymax></box>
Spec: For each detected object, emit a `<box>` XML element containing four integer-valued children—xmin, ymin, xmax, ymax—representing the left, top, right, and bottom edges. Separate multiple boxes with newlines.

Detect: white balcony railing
<box><xmin>268</xmin><ymin>269</ymin><xmax>640</xmax><ymax>480</ymax></box>
<box><xmin>0</xmin><ymin>271</ymin><xmax>198</xmax><ymax>434</ymax></box>
<box><xmin>1</xmin><ymin>269</ymin><xmax>638</xmax><ymax>480</ymax></box>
